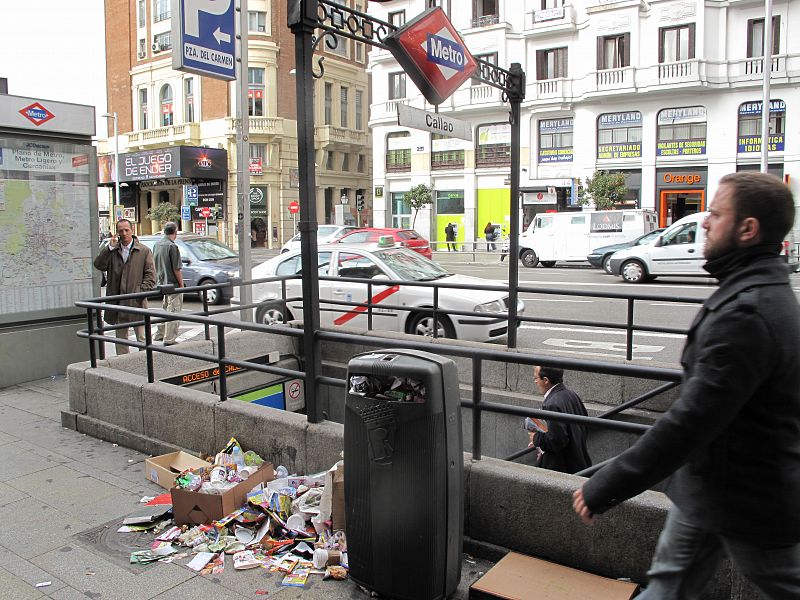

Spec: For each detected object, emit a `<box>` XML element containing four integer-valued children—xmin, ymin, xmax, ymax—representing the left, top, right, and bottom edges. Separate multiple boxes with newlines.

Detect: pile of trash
<box><xmin>122</xmin><ymin>437</ymin><xmax>348</xmax><ymax>588</ymax></box>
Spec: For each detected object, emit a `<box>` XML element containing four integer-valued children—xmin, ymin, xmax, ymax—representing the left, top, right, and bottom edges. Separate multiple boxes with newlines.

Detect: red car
<box><xmin>335</xmin><ymin>228</ymin><xmax>433</xmax><ymax>259</ymax></box>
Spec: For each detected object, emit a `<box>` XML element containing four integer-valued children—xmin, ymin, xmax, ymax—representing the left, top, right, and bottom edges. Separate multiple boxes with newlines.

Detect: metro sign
<box><xmin>384</xmin><ymin>7</ymin><xmax>477</xmax><ymax>105</ymax></box>
<box><xmin>19</xmin><ymin>102</ymin><xmax>55</xmax><ymax>127</ymax></box>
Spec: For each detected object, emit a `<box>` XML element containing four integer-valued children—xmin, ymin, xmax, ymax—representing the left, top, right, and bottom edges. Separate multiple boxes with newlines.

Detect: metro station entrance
<box><xmin>659</xmin><ymin>190</ymin><xmax>705</xmax><ymax>227</ymax></box>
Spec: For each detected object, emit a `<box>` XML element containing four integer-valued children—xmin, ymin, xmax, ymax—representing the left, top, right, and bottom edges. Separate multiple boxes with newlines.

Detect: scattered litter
<box><xmin>255</xmin><ymin>590</ymin><xmax>269</xmax><ymax>596</ymax></box>
<box><xmin>35</xmin><ymin>582</ymin><xmax>52</xmax><ymax>588</ymax></box>
<box><xmin>127</xmin><ymin>459</ymin><xmax>134</xmax><ymax>463</ymax></box>
<box><xmin>112</xmin><ymin>443</ymin><xmax>119</xmax><ymax>447</ymax></box>
<box><xmin>186</xmin><ymin>552</ymin><xmax>215</xmax><ymax>571</ymax></box>
<box><xmin>139</xmin><ymin>496</ymin><xmax>155</xmax><ymax>504</ymax></box>
<box><xmin>85</xmin><ymin>571</ymin><xmax>96</xmax><ymax>576</ymax></box>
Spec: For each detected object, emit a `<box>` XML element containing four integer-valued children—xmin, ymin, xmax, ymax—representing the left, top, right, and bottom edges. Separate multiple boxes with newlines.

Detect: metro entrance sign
<box><xmin>384</xmin><ymin>7</ymin><xmax>477</xmax><ymax>105</ymax></box>
<box><xmin>173</xmin><ymin>0</ymin><xmax>236</xmax><ymax>81</ymax></box>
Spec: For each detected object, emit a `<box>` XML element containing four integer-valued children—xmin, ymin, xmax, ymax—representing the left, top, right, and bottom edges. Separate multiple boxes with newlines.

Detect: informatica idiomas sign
<box><xmin>737</xmin><ymin>100</ymin><xmax>785</xmax><ymax>153</ymax></box>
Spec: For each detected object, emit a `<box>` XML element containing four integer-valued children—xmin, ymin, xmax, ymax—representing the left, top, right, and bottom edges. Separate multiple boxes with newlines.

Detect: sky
<box><xmin>0</xmin><ymin>0</ymin><xmax>108</xmax><ymax>137</ymax></box>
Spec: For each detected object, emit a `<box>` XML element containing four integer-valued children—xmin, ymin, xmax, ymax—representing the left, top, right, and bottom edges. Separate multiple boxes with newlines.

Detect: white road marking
<box><xmin>520</xmin><ymin>324</ymin><xmax>686</xmax><ymax>339</ymax></box>
<box><xmin>523</xmin><ymin>298</ymin><xmax>593</xmax><ymax>303</ymax></box>
<box><xmin>542</xmin><ymin>338</ymin><xmax>664</xmax><ymax>353</ymax></box>
<box><xmin>512</xmin><ymin>278</ymin><xmax>716</xmax><ymax>291</ymax></box>
<box><xmin>649</xmin><ymin>303</ymin><xmax>701</xmax><ymax>307</ymax></box>
<box><xmin>543</xmin><ymin>349</ymin><xmax>654</xmax><ymax>361</ymax></box>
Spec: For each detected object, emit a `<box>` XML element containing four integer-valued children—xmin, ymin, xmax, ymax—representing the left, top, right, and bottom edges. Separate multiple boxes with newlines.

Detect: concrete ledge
<box><xmin>306</xmin><ymin>420</ymin><xmax>344</xmax><ymax>474</ymax></box>
<box><xmin>74</xmin><ymin>412</ymin><xmax>182</xmax><ymax>457</ymax></box>
<box><xmin>84</xmin><ymin>366</ymin><xmax>145</xmax><ymax>434</ymax></box>
<box><xmin>67</xmin><ymin>360</ymin><xmax>96</xmax><ymax>414</ymax></box>
<box><xmin>142</xmin><ymin>382</ymin><xmax>217</xmax><ymax>454</ymax></box>
<box><xmin>103</xmin><ymin>339</ymin><xmax>216</xmax><ymax>380</ymax></box>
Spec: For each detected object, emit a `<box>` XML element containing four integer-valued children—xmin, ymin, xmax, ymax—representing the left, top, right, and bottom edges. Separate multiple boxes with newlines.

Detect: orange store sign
<box><xmin>662</xmin><ymin>173</ymin><xmax>702</xmax><ymax>185</ymax></box>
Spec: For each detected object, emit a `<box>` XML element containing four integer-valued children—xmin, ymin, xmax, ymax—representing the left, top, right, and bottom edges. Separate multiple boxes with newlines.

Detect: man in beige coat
<box><xmin>93</xmin><ymin>219</ymin><xmax>156</xmax><ymax>354</ymax></box>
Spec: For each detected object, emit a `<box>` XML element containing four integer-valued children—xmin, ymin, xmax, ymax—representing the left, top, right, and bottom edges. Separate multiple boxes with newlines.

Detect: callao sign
<box><xmin>384</xmin><ymin>7</ymin><xmax>477</xmax><ymax>105</ymax></box>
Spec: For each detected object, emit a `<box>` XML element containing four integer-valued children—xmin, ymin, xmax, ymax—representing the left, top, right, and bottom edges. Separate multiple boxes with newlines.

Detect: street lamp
<box><xmin>101</xmin><ymin>112</ymin><xmax>120</xmax><ymax>222</ymax></box>
<box><xmin>340</xmin><ymin>193</ymin><xmax>348</xmax><ymax>205</ymax></box>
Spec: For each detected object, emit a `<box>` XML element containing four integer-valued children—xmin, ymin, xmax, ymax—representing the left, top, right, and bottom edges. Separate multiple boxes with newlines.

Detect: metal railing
<box><xmin>76</xmin><ymin>275</ymin><xmax>690</xmax><ymax>472</ymax></box>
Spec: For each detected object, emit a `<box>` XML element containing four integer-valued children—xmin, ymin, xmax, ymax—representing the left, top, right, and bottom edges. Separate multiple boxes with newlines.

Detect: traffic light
<box><xmin>356</xmin><ymin>196</ymin><xmax>365</xmax><ymax>212</ymax></box>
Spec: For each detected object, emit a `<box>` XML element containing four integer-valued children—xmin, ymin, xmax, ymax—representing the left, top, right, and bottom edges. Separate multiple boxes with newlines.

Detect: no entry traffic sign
<box><xmin>288</xmin><ymin>201</ymin><xmax>300</xmax><ymax>215</ymax></box>
<box><xmin>200</xmin><ymin>206</ymin><xmax>212</xmax><ymax>218</ymax></box>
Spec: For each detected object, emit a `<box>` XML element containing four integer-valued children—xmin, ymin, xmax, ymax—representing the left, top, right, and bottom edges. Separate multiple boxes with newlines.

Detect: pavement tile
<box><xmin>0</xmin><ymin>565</ymin><xmax>45</xmax><ymax>600</ymax></box>
<box><xmin>150</xmin><ymin>574</ymin><xmax>251</xmax><ymax>600</ymax></box>
<box><xmin>62</xmin><ymin>460</ymin><xmax>162</xmax><ymax>496</ymax></box>
<box><xmin>0</xmin><ymin>499</ymin><xmax>87</xmax><ymax>560</ymax></box>
<box><xmin>30</xmin><ymin>544</ymin><xmax>192</xmax><ymax>600</ymax></box>
<box><xmin>20</xmin><ymin>377</ymin><xmax>68</xmax><ymax>398</ymax></box>
<box><xmin>0</xmin><ymin>440</ymin><xmax>67</xmax><ymax>483</ymax></box>
<box><xmin>48</xmin><ymin>586</ymin><xmax>92</xmax><ymax>600</ymax></box>
<box><xmin>0</xmin><ymin>432</ymin><xmax>17</xmax><ymax>447</ymax></box>
<box><xmin>0</xmin><ymin>545</ymin><xmax>67</xmax><ymax>595</ymax></box>
<box><xmin>0</xmin><ymin>405</ymin><xmax>48</xmax><ymax>431</ymax></box>
<box><xmin>0</xmin><ymin>481</ymin><xmax>29</xmax><ymax>507</ymax></box>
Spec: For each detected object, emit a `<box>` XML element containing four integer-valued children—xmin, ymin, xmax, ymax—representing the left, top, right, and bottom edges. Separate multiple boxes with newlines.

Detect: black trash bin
<box><xmin>344</xmin><ymin>349</ymin><xmax>463</xmax><ymax>600</ymax></box>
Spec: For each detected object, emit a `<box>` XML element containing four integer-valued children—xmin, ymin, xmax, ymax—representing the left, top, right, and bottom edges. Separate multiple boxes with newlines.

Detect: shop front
<box><xmin>98</xmin><ymin>146</ymin><xmax>228</xmax><ymax>238</ymax></box>
<box><xmin>655</xmin><ymin>167</ymin><xmax>707</xmax><ymax>227</ymax></box>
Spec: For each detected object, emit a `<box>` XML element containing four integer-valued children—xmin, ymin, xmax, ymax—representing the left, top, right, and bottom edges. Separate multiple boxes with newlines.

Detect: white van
<box><xmin>609</xmin><ymin>212</ymin><xmax>709</xmax><ymax>283</ymax></box>
<box><xmin>514</xmin><ymin>209</ymin><xmax>658</xmax><ymax>268</ymax></box>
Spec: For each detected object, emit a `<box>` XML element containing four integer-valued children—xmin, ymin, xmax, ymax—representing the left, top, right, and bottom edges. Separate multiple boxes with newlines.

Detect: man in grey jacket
<box><xmin>573</xmin><ymin>172</ymin><xmax>800</xmax><ymax>599</ymax></box>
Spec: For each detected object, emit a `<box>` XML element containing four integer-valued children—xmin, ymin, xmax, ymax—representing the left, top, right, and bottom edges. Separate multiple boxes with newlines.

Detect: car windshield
<box><xmin>185</xmin><ymin>238</ymin><xmax>237</xmax><ymax>260</ymax></box>
<box><xmin>375</xmin><ymin>249</ymin><xmax>450</xmax><ymax>281</ymax></box>
<box><xmin>636</xmin><ymin>229</ymin><xmax>663</xmax><ymax>245</ymax></box>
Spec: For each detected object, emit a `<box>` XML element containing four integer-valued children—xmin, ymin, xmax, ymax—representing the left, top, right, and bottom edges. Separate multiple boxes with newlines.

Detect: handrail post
<box><xmin>367</xmin><ymin>281</ymin><xmax>373</xmax><ymax>330</ymax></box>
<box><xmin>217</xmin><ymin>324</ymin><xmax>228</xmax><ymax>402</ymax></box>
<box><xmin>472</xmin><ymin>358</ymin><xmax>482</xmax><ymax>460</ymax></box>
<box><xmin>433</xmin><ymin>286</ymin><xmax>439</xmax><ymax>339</ymax></box>
<box><xmin>202</xmin><ymin>289</ymin><xmax>211</xmax><ymax>341</ymax></box>
<box><xmin>626</xmin><ymin>298</ymin><xmax>635</xmax><ymax>361</ymax></box>
<box><xmin>144</xmin><ymin>314</ymin><xmax>154</xmax><ymax>383</ymax></box>
<box><xmin>87</xmin><ymin>308</ymin><xmax>97</xmax><ymax>368</ymax></box>
<box><xmin>95</xmin><ymin>308</ymin><xmax>106</xmax><ymax>360</ymax></box>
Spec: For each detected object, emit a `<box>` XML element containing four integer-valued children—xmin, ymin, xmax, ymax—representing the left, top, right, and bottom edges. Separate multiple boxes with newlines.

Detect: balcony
<box><xmin>371</xmin><ymin>98</ymin><xmax>409</xmax><ymax>122</ymax></box>
<box><xmin>226</xmin><ymin>117</ymin><xmax>284</xmax><ymax>137</ymax></box>
<box><xmin>471</xmin><ymin>13</ymin><xmax>499</xmax><ymax>28</ymax></box>
<box><xmin>728</xmin><ymin>55</ymin><xmax>787</xmax><ymax>83</ymax></box>
<box><xmin>531</xmin><ymin>78</ymin><xmax>572</xmax><ymax>102</ymax></box>
<box><xmin>468</xmin><ymin>84</ymin><xmax>502</xmax><ymax>104</ymax></box>
<box><xmin>526</xmin><ymin>5</ymin><xmax>576</xmax><ymax>34</ymax></box>
<box><xmin>596</xmin><ymin>67</ymin><xmax>635</xmax><ymax>91</ymax></box>
<box><xmin>315</xmin><ymin>125</ymin><xmax>368</xmax><ymax>149</ymax></box>
<box><xmin>126</xmin><ymin>123</ymin><xmax>201</xmax><ymax>148</ymax></box>
<box><xmin>658</xmin><ymin>59</ymin><xmax>699</xmax><ymax>84</ymax></box>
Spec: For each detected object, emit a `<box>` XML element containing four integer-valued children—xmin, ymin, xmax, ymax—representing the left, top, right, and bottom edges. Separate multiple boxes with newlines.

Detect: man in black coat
<box><xmin>527</xmin><ymin>366</ymin><xmax>591</xmax><ymax>474</ymax></box>
<box><xmin>573</xmin><ymin>172</ymin><xmax>800</xmax><ymax>599</ymax></box>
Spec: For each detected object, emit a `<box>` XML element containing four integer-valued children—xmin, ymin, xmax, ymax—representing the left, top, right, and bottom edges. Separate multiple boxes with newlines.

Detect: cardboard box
<box><xmin>145</xmin><ymin>451</ymin><xmax>209</xmax><ymax>489</ymax></box>
<box><xmin>170</xmin><ymin>462</ymin><xmax>274</xmax><ymax>526</ymax></box>
<box><xmin>469</xmin><ymin>552</ymin><xmax>639</xmax><ymax>600</ymax></box>
<box><xmin>331</xmin><ymin>463</ymin><xmax>345</xmax><ymax>531</ymax></box>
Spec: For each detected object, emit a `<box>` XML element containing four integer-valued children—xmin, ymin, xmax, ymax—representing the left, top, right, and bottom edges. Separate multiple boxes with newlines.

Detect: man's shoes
<box><xmin>153</xmin><ymin>335</ymin><xmax>163</xmax><ymax>342</ymax></box>
<box><xmin>163</xmin><ymin>341</ymin><xmax>177</xmax><ymax>346</ymax></box>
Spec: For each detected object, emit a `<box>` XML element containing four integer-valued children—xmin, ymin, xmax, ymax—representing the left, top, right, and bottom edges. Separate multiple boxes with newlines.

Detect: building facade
<box><xmin>100</xmin><ymin>0</ymin><xmax>372</xmax><ymax>248</ymax></box>
<box><xmin>368</xmin><ymin>0</ymin><xmax>800</xmax><ymax>249</ymax></box>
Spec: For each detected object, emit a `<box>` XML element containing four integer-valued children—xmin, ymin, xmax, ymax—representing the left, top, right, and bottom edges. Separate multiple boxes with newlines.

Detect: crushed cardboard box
<box><xmin>469</xmin><ymin>551</ymin><xmax>638</xmax><ymax>600</ymax></box>
<box><xmin>145</xmin><ymin>451</ymin><xmax>209</xmax><ymax>489</ymax></box>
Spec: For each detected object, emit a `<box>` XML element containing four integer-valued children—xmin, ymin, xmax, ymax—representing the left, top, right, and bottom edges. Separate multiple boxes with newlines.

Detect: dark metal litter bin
<box><xmin>344</xmin><ymin>349</ymin><xmax>463</xmax><ymax>600</ymax></box>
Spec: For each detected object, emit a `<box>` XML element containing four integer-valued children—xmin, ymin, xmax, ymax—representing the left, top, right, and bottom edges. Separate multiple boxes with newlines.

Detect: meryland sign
<box><xmin>384</xmin><ymin>7</ymin><xmax>477</xmax><ymax>105</ymax></box>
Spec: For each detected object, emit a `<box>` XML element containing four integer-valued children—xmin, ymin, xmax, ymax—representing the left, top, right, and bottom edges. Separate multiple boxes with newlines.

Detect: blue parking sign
<box><xmin>172</xmin><ymin>0</ymin><xmax>236</xmax><ymax>81</ymax></box>
<box><xmin>181</xmin><ymin>206</ymin><xmax>192</xmax><ymax>221</ymax></box>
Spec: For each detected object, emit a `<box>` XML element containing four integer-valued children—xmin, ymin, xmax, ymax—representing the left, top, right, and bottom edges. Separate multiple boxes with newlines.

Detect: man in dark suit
<box><xmin>526</xmin><ymin>366</ymin><xmax>591</xmax><ymax>474</ymax></box>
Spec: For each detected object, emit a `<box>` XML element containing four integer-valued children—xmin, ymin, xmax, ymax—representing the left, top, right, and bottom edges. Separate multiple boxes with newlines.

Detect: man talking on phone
<box><xmin>93</xmin><ymin>219</ymin><xmax>156</xmax><ymax>354</ymax></box>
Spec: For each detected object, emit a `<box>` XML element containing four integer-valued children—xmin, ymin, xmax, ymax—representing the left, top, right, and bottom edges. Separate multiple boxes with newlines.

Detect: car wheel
<box><xmin>199</xmin><ymin>279</ymin><xmax>223</xmax><ymax>305</ymax></box>
<box><xmin>520</xmin><ymin>249</ymin><xmax>538</xmax><ymax>268</ymax></box>
<box><xmin>620</xmin><ymin>260</ymin><xmax>648</xmax><ymax>283</ymax></box>
<box><xmin>602</xmin><ymin>254</ymin><xmax>615</xmax><ymax>275</ymax></box>
<box><xmin>540</xmin><ymin>261</ymin><xmax>556</xmax><ymax>268</ymax></box>
<box><xmin>408</xmin><ymin>312</ymin><xmax>455</xmax><ymax>339</ymax></box>
<box><xmin>255</xmin><ymin>302</ymin><xmax>291</xmax><ymax>325</ymax></box>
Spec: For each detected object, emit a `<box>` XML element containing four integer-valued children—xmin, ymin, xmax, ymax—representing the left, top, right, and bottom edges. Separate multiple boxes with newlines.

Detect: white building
<box><xmin>367</xmin><ymin>0</ymin><xmax>800</xmax><ymax>249</ymax></box>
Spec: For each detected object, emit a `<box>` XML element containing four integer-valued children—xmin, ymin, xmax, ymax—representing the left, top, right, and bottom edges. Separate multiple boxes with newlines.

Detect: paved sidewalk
<box><xmin>0</xmin><ymin>376</ymin><xmax>492</xmax><ymax>599</ymax></box>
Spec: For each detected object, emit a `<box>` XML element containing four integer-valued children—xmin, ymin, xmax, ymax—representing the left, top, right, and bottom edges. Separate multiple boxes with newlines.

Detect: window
<box><xmin>657</xmin><ymin>107</ymin><xmax>707</xmax><ymax>156</ymax></box>
<box><xmin>661</xmin><ymin>222</ymin><xmax>697</xmax><ymax>246</ymax></box>
<box><xmin>598</xmin><ymin>34</ymin><xmax>629</xmax><ymax>69</ymax></box>
<box><xmin>138</xmin><ymin>39</ymin><xmax>146</xmax><ymax>58</ymax></box>
<box><xmin>747</xmin><ymin>17</ymin><xmax>780</xmax><ymax>58</ymax></box>
<box><xmin>341</xmin><ymin>153</ymin><xmax>350</xmax><ymax>171</ymax></box>
<box><xmin>436</xmin><ymin>190</ymin><xmax>464</xmax><ymax>214</ymax></box>
<box><xmin>391</xmin><ymin>192</ymin><xmax>412</xmax><ymax>229</ymax></box>
<box><xmin>277</xmin><ymin>252</ymin><xmax>331</xmax><ymax>276</ymax></box>
<box><xmin>357</xmin><ymin>154</ymin><xmax>366</xmax><ymax>173</ymax></box>
<box><xmin>138</xmin><ymin>0</ymin><xmax>146</xmax><ymax>27</ymax></box>
<box><xmin>326</xmin><ymin>34</ymin><xmax>348</xmax><ymax>57</ymax></box>
<box><xmin>472</xmin><ymin>52</ymin><xmax>497</xmax><ymax>85</ymax></box>
<box><xmin>340</xmin><ymin>87</ymin><xmax>349</xmax><ymax>128</ymax></box>
<box><xmin>138</xmin><ymin>88</ymin><xmax>148</xmax><ymax>130</ymax></box>
<box><xmin>597</xmin><ymin>111</ymin><xmax>642</xmax><ymax>159</ymax></box>
<box><xmin>324</xmin><ymin>83</ymin><xmax>333</xmax><ymax>125</ymax></box>
<box><xmin>248</xmin><ymin>68</ymin><xmax>265</xmax><ymax>117</ymax></box>
<box><xmin>248</xmin><ymin>11</ymin><xmax>267</xmax><ymax>32</ymax></box>
<box><xmin>337</xmin><ymin>253</ymin><xmax>385</xmax><ymax>280</ymax></box>
<box><xmin>431</xmin><ymin>134</ymin><xmax>465</xmax><ymax>170</ymax></box>
<box><xmin>159</xmin><ymin>84</ymin><xmax>173</xmax><ymax>127</ymax></box>
<box><xmin>538</xmin><ymin>118</ymin><xmax>573</xmax><ymax>163</ymax></box>
<box><xmin>737</xmin><ymin>100</ymin><xmax>785</xmax><ymax>153</ymax></box>
<box><xmin>389</xmin><ymin>73</ymin><xmax>406</xmax><ymax>100</ymax></box>
<box><xmin>542</xmin><ymin>0</ymin><xmax>562</xmax><ymax>8</ymax></box>
<box><xmin>570</xmin><ymin>216</ymin><xmax>586</xmax><ymax>225</ymax></box>
<box><xmin>659</xmin><ymin>24</ymin><xmax>695</xmax><ymax>62</ymax></box>
<box><xmin>476</xmin><ymin>123</ymin><xmax>511</xmax><ymax>167</ymax></box>
<box><xmin>355</xmin><ymin>42</ymin><xmax>365</xmax><ymax>63</ymax></box>
<box><xmin>326</xmin><ymin>151</ymin><xmax>335</xmax><ymax>170</ymax></box>
<box><xmin>536</xmin><ymin>47</ymin><xmax>568</xmax><ymax>80</ymax></box>
<box><xmin>184</xmin><ymin>78</ymin><xmax>195</xmax><ymax>123</ymax></box>
<box><xmin>386</xmin><ymin>132</ymin><xmax>411</xmax><ymax>172</ymax></box>
<box><xmin>153</xmin><ymin>31</ymin><xmax>171</xmax><ymax>52</ymax></box>
<box><xmin>153</xmin><ymin>0</ymin><xmax>170</xmax><ymax>22</ymax></box>
<box><xmin>355</xmin><ymin>90</ymin><xmax>363</xmax><ymax>130</ymax></box>
<box><xmin>250</xmin><ymin>143</ymin><xmax>267</xmax><ymax>160</ymax></box>
<box><xmin>389</xmin><ymin>11</ymin><xmax>406</xmax><ymax>27</ymax></box>
<box><xmin>472</xmin><ymin>0</ymin><xmax>498</xmax><ymax>27</ymax></box>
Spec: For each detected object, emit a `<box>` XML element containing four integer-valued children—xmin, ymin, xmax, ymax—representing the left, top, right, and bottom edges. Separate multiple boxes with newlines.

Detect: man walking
<box><xmin>93</xmin><ymin>219</ymin><xmax>156</xmax><ymax>354</ymax></box>
<box><xmin>445</xmin><ymin>222</ymin><xmax>456</xmax><ymax>252</ymax></box>
<box><xmin>152</xmin><ymin>222</ymin><xmax>184</xmax><ymax>346</ymax></box>
<box><xmin>572</xmin><ymin>172</ymin><xmax>800</xmax><ymax>599</ymax></box>
<box><xmin>527</xmin><ymin>366</ymin><xmax>591</xmax><ymax>474</ymax></box>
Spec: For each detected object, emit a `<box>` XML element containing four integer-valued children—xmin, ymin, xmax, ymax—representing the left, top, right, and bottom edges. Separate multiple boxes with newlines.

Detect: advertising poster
<box><xmin>597</xmin><ymin>111</ymin><xmax>642</xmax><ymax>159</ymax></box>
<box><xmin>737</xmin><ymin>100</ymin><xmax>785</xmax><ymax>153</ymax></box>
<box><xmin>538</xmin><ymin>118</ymin><xmax>573</xmax><ymax>163</ymax></box>
<box><xmin>656</xmin><ymin>106</ymin><xmax>707</xmax><ymax>156</ymax></box>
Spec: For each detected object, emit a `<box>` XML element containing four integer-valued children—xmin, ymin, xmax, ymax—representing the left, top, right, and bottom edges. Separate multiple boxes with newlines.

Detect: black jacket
<box><xmin>583</xmin><ymin>248</ymin><xmax>800</xmax><ymax>543</ymax></box>
<box><xmin>534</xmin><ymin>383</ymin><xmax>592</xmax><ymax>474</ymax></box>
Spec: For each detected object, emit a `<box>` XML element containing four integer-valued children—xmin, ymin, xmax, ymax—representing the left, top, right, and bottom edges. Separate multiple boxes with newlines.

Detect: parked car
<box><xmin>236</xmin><ymin>242</ymin><xmax>523</xmax><ymax>342</ymax></box>
<box><xmin>609</xmin><ymin>212</ymin><xmax>709</xmax><ymax>283</ymax></box>
<box><xmin>588</xmin><ymin>228</ymin><xmax>665</xmax><ymax>274</ymax></box>
<box><xmin>137</xmin><ymin>234</ymin><xmax>239</xmax><ymax>303</ymax></box>
<box><xmin>280</xmin><ymin>225</ymin><xmax>358</xmax><ymax>253</ymax></box>
<box><xmin>334</xmin><ymin>227</ymin><xmax>433</xmax><ymax>259</ymax></box>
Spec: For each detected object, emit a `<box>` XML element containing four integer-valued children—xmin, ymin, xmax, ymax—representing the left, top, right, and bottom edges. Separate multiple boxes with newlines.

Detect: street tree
<box><xmin>406</xmin><ymin>184</ymin><xmax>432</xmax><ymax>228</ymax></box>
<box><xmin>578</xmin><ymin>171</ymin><xmax>628</xmax><ymax>210</ymax></box>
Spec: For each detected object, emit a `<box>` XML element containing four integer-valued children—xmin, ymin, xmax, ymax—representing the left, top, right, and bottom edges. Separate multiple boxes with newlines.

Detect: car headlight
<box><xmin>223</xmin><ymin>270</ymin><xmax>238</xmax><ymax>277</ymax></box>
<box><xmin>474</xmin><ymin>299</ymin><xmax>505</xmax><ymax>314</ymax></box>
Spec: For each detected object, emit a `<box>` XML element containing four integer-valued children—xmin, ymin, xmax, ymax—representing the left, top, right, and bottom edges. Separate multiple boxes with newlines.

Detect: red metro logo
<box><xmin>384</xmin><ymin>7</ymin><xmax>477</xmax><ymax>105</ymax></box>
<box><xmin>19</xmin><ymin>102</ymin><xmax>55</xmax><ymax>127</ymax></box>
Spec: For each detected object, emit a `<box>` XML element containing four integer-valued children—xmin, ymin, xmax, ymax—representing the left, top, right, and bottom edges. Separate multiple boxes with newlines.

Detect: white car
<box><xmin>239</xmin><ymin>244</ymin><xmax>524</xmax><ymax>342</ymax></box>
<box><xmin>280</xmin><ymin>225</ymin><xmax>358</xmax><ymax>254</ymax></box>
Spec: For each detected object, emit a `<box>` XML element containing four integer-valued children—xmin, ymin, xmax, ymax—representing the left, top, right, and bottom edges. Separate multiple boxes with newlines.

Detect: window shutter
<box><xmin>773</xmin><ymin>15</ymin><xmax>781</xmax><ymax>55</ymax></box>
<box><xmin>622</xmin><ymin>33</ymin><xmax>630</xmax><ymax>67</ymax></box>
<box><xmin>536</xmin><ymin>50</ymin><xmax>544</xmax><ymax>80</ymax></box>
<box><xmin>746</xmin><ymin>19</ymin><xmax>754</xmax><ymax>57</ymax></box>
<box><xmin>597</xmin><ymin>36</ymin><xmax>604</xmax><ymax>70</ymax></box>
<box><xmin>688</xmin><ymin>23</ymin><xmax>696</xmax><ymax>59</ymax></box>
